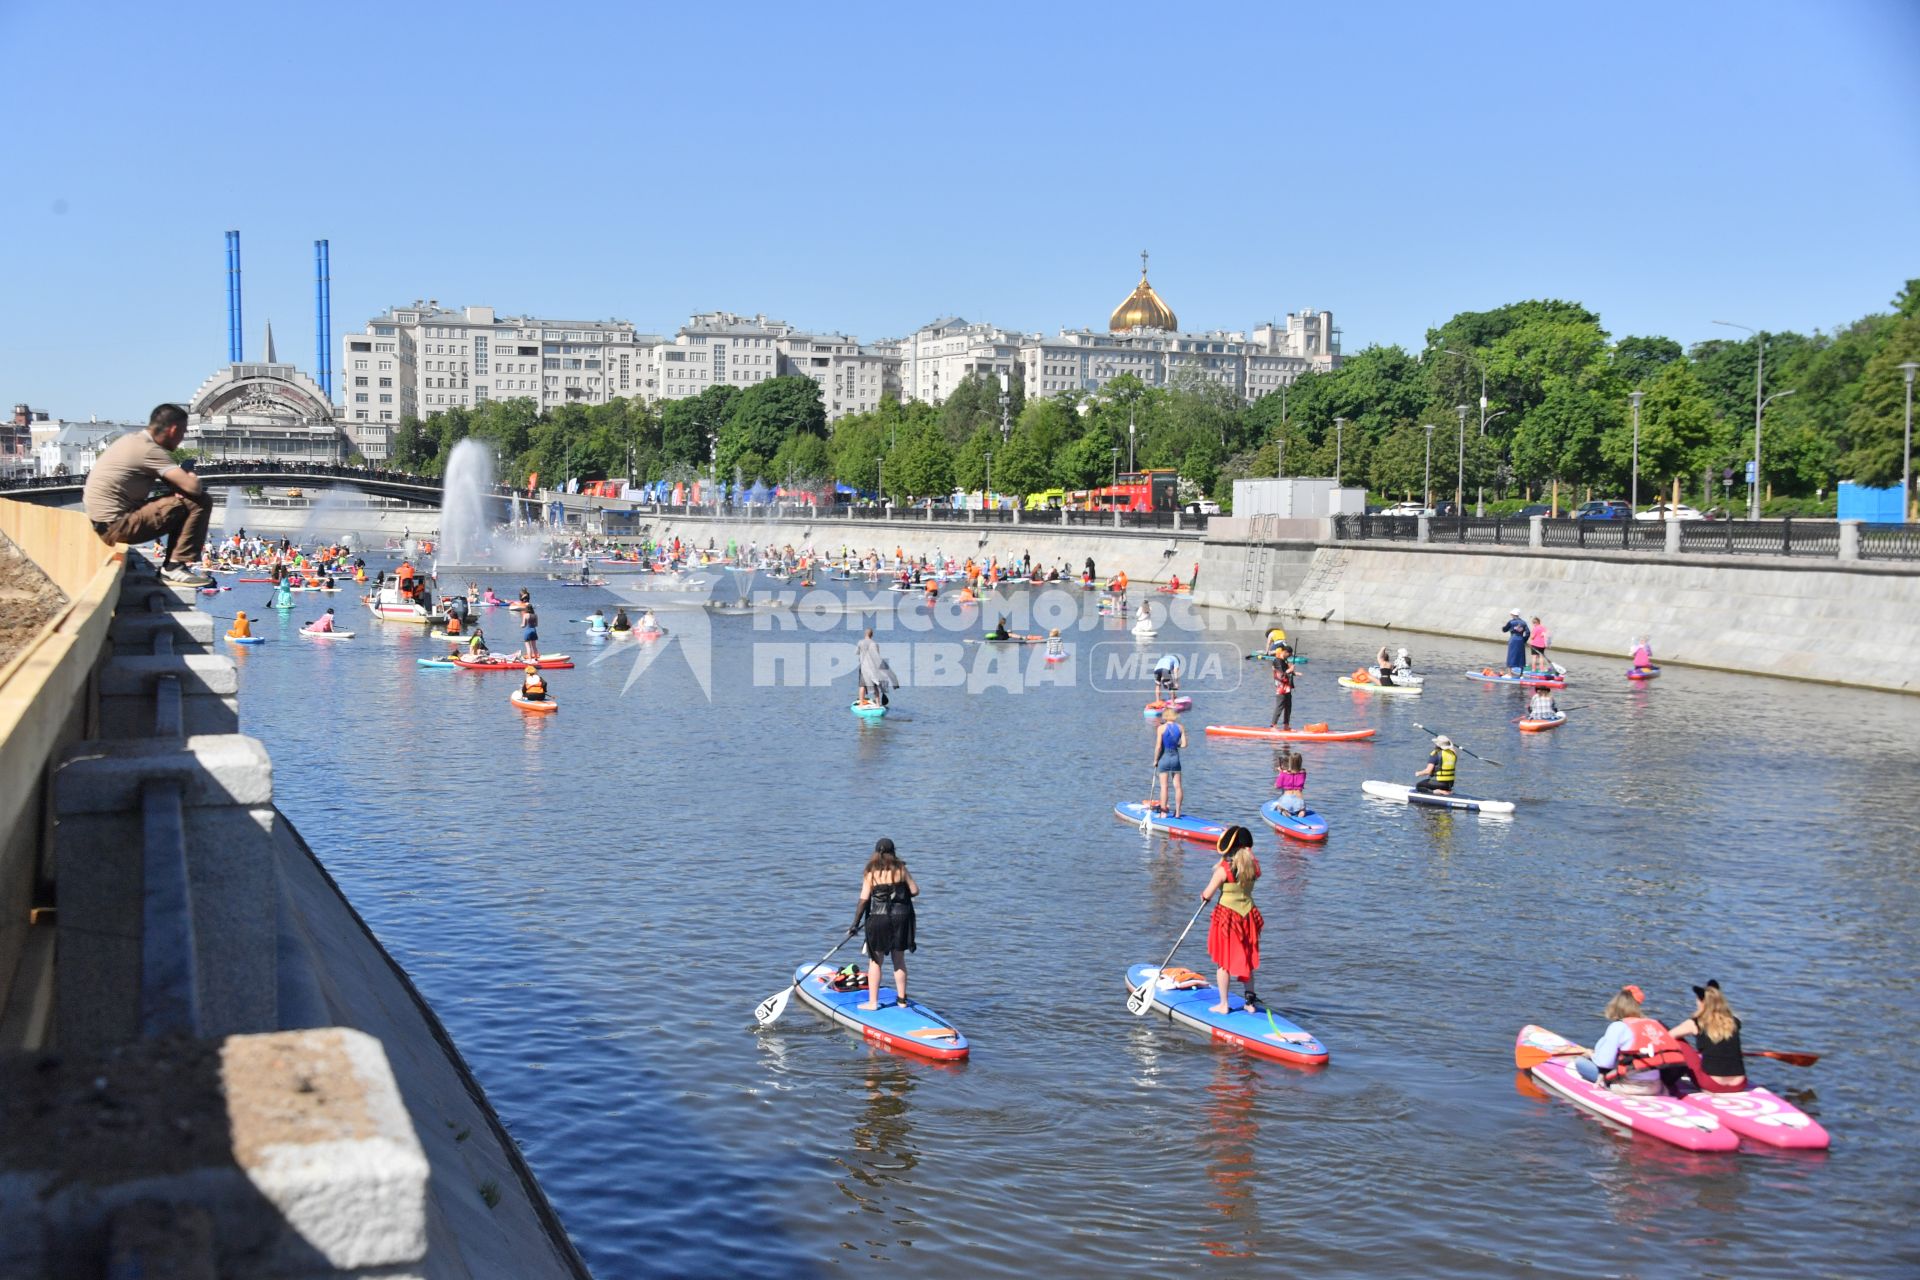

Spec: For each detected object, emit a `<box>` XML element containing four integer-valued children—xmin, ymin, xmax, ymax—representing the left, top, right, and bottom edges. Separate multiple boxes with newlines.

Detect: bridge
<box><xmin>0</xmin><ymin>461</ymin><xmax>527</xmax><ymax>509</ymax></box>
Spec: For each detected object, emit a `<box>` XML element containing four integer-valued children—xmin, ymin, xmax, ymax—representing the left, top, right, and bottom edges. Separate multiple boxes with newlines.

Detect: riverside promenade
<box><xmin>0</xmin><ymin>499</ymin><xmax>584</xmax><ymax>1279</ymax></box>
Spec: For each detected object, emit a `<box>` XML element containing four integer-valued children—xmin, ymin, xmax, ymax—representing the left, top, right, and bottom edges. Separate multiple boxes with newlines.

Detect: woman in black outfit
<box><xmin>849</xmin><ymin>838</ymin><xmax>919</xmax><ymax>1010</ymax></box>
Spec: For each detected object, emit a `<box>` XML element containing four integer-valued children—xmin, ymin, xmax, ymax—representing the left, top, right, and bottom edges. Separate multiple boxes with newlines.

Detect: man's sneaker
<box><xmin>159</xmin><ymin>563</ymin><xmax>213</xmax><ymax>587</ymax></box>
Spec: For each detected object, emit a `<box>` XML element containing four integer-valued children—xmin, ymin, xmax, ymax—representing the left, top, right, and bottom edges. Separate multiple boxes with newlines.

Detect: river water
<box><xmin>224</xmin><ymin>566</ymin><xmax>1919</xmax><ymax>1278</ymax></box>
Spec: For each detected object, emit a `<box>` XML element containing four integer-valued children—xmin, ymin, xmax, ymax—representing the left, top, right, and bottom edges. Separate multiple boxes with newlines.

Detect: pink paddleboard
<box><xmin>1518</xmin><ymin>1026</ymin><xmax>1738</xmax><ymax>1152</ymax></box>
<box><xmin>1673</xmin><ymin>1086</ymin><xmax>1829</xmax><ymax>1150</ymax></box>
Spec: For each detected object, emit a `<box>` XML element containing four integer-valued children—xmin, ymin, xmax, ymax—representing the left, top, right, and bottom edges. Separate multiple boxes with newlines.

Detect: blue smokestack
<box><xmin>314</xmin><ymin>239</ymin><xmax>333</xmax><ymax>398</ymax></box>
<box><xmin>226</xmin><ymin>230</ymin><xmax>243</xmax><ymax>362</ymax></box>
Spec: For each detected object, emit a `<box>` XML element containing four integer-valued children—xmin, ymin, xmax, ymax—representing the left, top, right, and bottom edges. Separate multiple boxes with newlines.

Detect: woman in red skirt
<box><xmin>1201</xmin><ymin>825</ymin><xmax>1263</xmax><ymax>1014</ymax></box>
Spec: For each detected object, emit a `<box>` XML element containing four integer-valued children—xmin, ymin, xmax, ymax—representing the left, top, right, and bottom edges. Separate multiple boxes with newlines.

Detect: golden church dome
<box><xmin>1109</xmin><ymin>250</ymin><xmax>1177</xmax><ymax>332</ymax></box>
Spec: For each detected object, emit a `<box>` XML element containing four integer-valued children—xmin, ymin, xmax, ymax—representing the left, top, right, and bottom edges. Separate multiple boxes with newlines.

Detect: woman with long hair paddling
<box><xmin>1668</xmin><ymin>980</ymin><xmax>1747</xmax><ymax>1090</ymax></box>
<box><xmin>1201</xmin><ymin>826</ymin><xmax>1263</xmax><ymax>1014</ymax></box>
<box><xmin>849</xmin><ymin>838</ymin><xmax>919</xmax><ymax>1010</ymax></box>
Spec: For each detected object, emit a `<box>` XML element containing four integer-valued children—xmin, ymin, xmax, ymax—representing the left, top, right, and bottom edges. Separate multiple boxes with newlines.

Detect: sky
<box><xmin>4</xmin><ymin>0</ymin><xmax>1916</xmax><ymax>422</ymax></box>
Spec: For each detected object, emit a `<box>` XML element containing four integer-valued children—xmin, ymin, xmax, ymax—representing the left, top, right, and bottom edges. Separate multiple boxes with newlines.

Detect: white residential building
<box><xmin>894</xmin><ymin>317</ymin><xmax>1025</xmax><ymax>405</ymax></box>
<box><xmin>36</xmin><ymin>421</ymin><xmax>138</xmax><ymax>477</ymax></box>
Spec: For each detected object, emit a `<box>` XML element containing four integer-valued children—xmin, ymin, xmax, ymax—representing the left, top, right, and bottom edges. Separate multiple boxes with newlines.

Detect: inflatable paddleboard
<box><xmin>1259</xmin><ymin>800</ymin><xmax>1327</xmax><ymax>842</ymax></box>
<box><xmin>1125</xmin><ymin>965</ymin><xmax>1328</xmax><ymax>1066</ymax></box>
<box><xmin>1518</xmin><ymin>1026</ymin><xmax>1737</xmax><ymax>1152</ymax></box>
<box><xmin>1205</xmin><ymin>725</ymin><xmax>1374</xmax><ymax>743</ymax></box>
<box><xmin>1113</xmin><ymin>802</ymin><xmax>1229</xmax><ymax>844</ymax></box>
<box><xmin>851</xmin><ymin>701</ymin><xmax>888</xmax><ymax>719</ymax></box>
<box><xmin>509</xmin><ymin>691</ymin><xmax>557</xmax><ymax>713</ymax></box>
<box><xmin>633</xmin><ymin>628</ymin><xmax>665</xmax><ymax>641</ymax></box>
<box><xmin>1627</xmin><ymin>666</ymin><xmax>1661</xmax><ymax>681</ymax></box>
<box><xmin>224</xmin><ymin>634</ymin><xmax>264</xmax><ymax>646</ymax></box>
<box><xmin>298</xmin><ymin>628</ymin><xmax>354</xmax><ymax>639</ymax></box>
<box><xmin>237</xmin><ymin>577</ymin><xmax>275</xmax><ymax>583</ymax></box>
<box><xmin>1671</xmin><ymin>1082</ymin><xmax>1829</xmax><ymax>1149</ymax></box>
<box><xmin>1518</xmin><ymin>712</ymin><xmax>1567</xmax><ymax>732</ymax></box>
<box><xmin>454</xmin><ymin>655</ymin><xmax>575</xmax><ymax>670</ymax></box>
<box><xmin>1339</xmin><ymin>676</ymin><xmax>1421</xmax><ymax>696</ymax></box>
<box><xmin>791</xmin><ymin>962</ymin><xmax>968</xmax><ymax>1062</ymax></box>
<box><xmin>1044</xmin><ymin>652</ymin><xmax>1068</xmax><ymax>664</ymax></box>
<box><xmin>1466</xmin><ymin>669</ymin><xmax>1566</xmax><ymax>688</ymax></box>
<box><xmin>417</xmin><ymin>657</ymin><xmax>457</xmax><ymax>668</ymax></box>
<box><xmin>1361</xmin><ymin>780</ymin><xmax>1514</xmax><ymax>813</ymax></box>
<box><xmin>1143</xmin><ymin>695</ymin><xmax>1193</xmax><ymax>717</ymax></box>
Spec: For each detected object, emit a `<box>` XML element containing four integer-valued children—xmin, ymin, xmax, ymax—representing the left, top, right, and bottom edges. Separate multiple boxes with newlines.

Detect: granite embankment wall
<box><xmin>1193</xmin><ymin>532</ymin><xmax>1920</xmax><ymax>695</ymax></box>
<box><xmin>0</xmin><ymin>499</ymin><xmax>584</xmax><ymax>1278</ymax></box>
<box><xmin>622</xmin><ymin>511</ymin><xmax>1207</xmax><ymax>582</ymax></box>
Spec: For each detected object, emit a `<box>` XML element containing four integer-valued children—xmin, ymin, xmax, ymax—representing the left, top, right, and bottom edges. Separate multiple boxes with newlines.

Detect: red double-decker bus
<box><xmin>1074</xmin><ymin>469</ymin><xmax>1177</xmax><ymax>513</ymax></box>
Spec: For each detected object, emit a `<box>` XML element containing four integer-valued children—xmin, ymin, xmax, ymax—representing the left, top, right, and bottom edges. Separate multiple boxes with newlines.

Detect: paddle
<box><xmin>1413</xmin><ymin>723</ymin><xmax>1503</xmax><ymax>768</ymax></box>
<box><xmin>1751</xmin><ymin>1048</ymin><xmax>1821</xmax><ymax>1067</ymax></box>
<box><xmin>1515</xmin><ymin>1039</ymin><xmax>1589</xmax><ymax>1071</ymax></box>
<box><xmin>1128</xmin><ymin>893</ymin><xmax>1215</xmax><ymax>1016</ymax></box>
<box><xmin>753</xmin><ymin>931</ymin><xmax>857</xmax><ymax>1026</ymax></box>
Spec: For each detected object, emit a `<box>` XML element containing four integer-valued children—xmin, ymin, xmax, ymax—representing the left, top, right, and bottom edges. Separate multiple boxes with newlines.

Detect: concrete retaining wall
<box><xmin>1217</xmin><ymin>540</ymin><xmax>1920</xmax><ymax>694</ymax></box>
<box><xmin>628</xmin><ymin>513</ymin><xmax>1205</xmax><ymax>583</ymax></box>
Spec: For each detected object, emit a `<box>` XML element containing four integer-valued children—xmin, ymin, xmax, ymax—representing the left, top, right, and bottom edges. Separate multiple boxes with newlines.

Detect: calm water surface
<box><xmin>226</xmin><ymin>568</ymin><xmax>1920</xmax><ymax>1278</ymax></box>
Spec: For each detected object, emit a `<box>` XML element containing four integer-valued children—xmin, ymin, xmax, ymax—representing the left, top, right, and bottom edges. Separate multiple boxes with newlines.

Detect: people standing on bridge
<box><xmin>1502</xmin><ymin>609</ymin><xmax>1531</xmax><ymax>676</ymax></box>
<box><xmin>81</xmin><ymin>405</ymin><xmax>214</xmax><ymax>586</ymax></box>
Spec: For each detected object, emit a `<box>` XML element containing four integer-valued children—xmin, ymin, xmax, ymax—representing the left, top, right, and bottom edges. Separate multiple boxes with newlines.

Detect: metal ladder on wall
<box><xmin>1288</xmin><ymin>548</ymin><xmax>1347</xmax><ymax>621</ymax></box>
<box><xmin>1239</xmin><ymin>516</ymin><xmax>1275</xmax><ymax>613</ymax></box>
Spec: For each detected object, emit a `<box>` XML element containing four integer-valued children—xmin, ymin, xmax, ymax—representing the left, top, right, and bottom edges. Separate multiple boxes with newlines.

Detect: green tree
<box><xmin>1613</xmin><ymin>336</ymin><xmax>1684</xmax><ymax>387</ymax></box>
<box><xmin>886</xmin><ymin>422</ymin><xmax>954</xmax><ymax>500</ymax></box>
<box><xmin>1054</xmin><ymin>428</ymin><xmax>1119</xmax><ymax>489</ymax></box>
<box><xmin>716</xmin><ymin>376</ymin><xmax>826</xmax><ymax>478</ymax></box>
<box><xmin>1840</xmin><ymin>308</ymin><xmax>1920</xmax><ymax>487</ymax></box>
<box><xmin>658</xmin><ymin>385</ymin><xmax>738</xmax><ymax>471</ymax></box>
<box><xmin>388</xmin><ymin>416</ymin><xmax>433</xmax><ymax>471</ymax></box>
<box><xmin>1367</xmin><ymin>423</ymin><xmax>1432</xmax><ymax>500</ymax></box>
<box><xmin>1602</xmin><ymin>359</ymin><xmax>1715</xmax><ymax>495</ymax></box>
<box><xmin>952</xmin><ymin>424</ymin><xmax>995</xmax><ymax>494</ymax></box>
<box><xmin>769</xmin><ymin>432</ymin><xmax>832</xmax><ymax>486</ymax></box>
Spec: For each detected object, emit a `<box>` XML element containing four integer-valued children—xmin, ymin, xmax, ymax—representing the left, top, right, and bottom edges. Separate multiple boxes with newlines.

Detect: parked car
<box><xmin>1573</xmin><ymin>500</ymin><xmax>1632</xmax><ymax>520</ymax></box>
<box><xmin>1380</xmin><ymin>501</ymin><xmax>1428</xmax><ymax>517</ymax></box>
<box><xmin>1634</xmin><ymin>502</ymin><xmax>1705</xmax><ymax>521</ymax></box>
<box><xmin>1516</xmin><ymin>504</ymin><xmax>1552</xmax><ymax>518</ymax></box>
<box><xmin>1432</xmin><ymin>500</ymin><xmax>1462</xmax><ymax>517</ymax></box>
<box><xmin>1183</xmin><ymin>499</ymin><xmax>1221</xmax><ymax>516</ymax></box>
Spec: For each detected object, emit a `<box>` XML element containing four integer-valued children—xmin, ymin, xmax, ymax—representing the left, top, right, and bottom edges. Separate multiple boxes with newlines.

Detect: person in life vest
<box><xmin>520</xmin><ymin>664</ymin><xmax>549</xmax><ymax>702</ymax></box>
<box><xmin>1414</xmin><ymin>735</ymin><xmax>1457</xmax><ymax>794</ymax></box>
<box><xmin>1201</xmin><ymin>826</ymin><xmax>1265</xmax><ymax>1015</ymax></box>
<box><xmin>226</xmin><ymin>610</ymin><xmax>253</xmax><ymax>639</ymax></box>
<box><xmin>1574</xmin><ymin>985</ymin><xmax>1689</xmax><ymax>1095</ymax></box>
<box><xmin>1264</xmin><ymin>626</ymin><xmax>1288</xmax><ymax>658</ymax></box>
<box><xmin>1667</xmin><ymin>979</ymin><xmax>1749</xmax><ymax>1091</ymax></box>
<box><xmin>397</xmin><ymin>560</ymin><xmax>415</xmax><ymax>593</ymax></box>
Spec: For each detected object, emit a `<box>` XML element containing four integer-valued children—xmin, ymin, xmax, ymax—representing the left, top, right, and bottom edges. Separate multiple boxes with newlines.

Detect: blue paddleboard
<box><xmin>790</xmin><ymin>962</ymin><xmax>968</xmax><ymax>1061</ymax></box>
<box><xmin>1259</xmin><ymin>799</ymin><xmax>1328</xmax><ymax>842</ymax></box>
<box><xmin>1113</xmin><ymin>802</ymin><xmax>1229</xmax><ymax>845</ymax></box>
<box><xmin>1124</xmin><ymin>964</ymin><xmax>1328</xmax><ymax>1065</ymax></box>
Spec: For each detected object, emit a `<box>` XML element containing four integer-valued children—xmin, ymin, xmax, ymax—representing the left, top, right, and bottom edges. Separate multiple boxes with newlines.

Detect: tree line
<box><xmin>385</xmin><ymin>279</ymin><xmax>1920</xmax><ymax>514</ymax></box>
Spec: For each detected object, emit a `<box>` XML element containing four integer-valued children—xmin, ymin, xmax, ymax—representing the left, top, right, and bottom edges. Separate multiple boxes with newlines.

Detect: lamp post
<box><xmin>1712</xmin><ymin>320</ymin><xmax>1767</xmax><ymax>518</ymax></box>
<box><xmin>876</xmin><ymin>456</ymin><xmax>884</xmax><ymax>509</ymax></box>
<box><xmin>999</xmin><ymin>378</ymin><xmax>1012</xmax><ymax>443</ymax></box>
<box><xmin>1628</xmin><ymin>390</ymin><xmax>1644</xmax><ymax>513</ymax></box>
<box><xmin>1757</xmin><ymin>388</ymin><xmax>1797</xmax><ymax>512</ymax></box>
<box><xmin>1454</xmin><ymin>403</ymin><xmax>1468</xmax><ymax>513</ymax></box>
<box><xmin>1110</xmin><ymin>446</ymin><xmax>1120</xmax><ymax>488</ymax></box>
<box><xmin>1422</xmin><ymin>424</ymin><xmax>1436</xmax><ymax>511</ymax></box>
<box><xmin>1127</xmin><ymin>400</ymin><xmax>1137</xmax><ymax>474</ymax></box>
<box><xmin>1900</xmin><ymin>361</ymin><xmax>1919</xmax><ymax>521</ymax></box>
<box><xmin>984</xmin><ymin>449</ymin><xmax>992</xmax><ymax>510</ymax></box>
<box><xmin>1332</xmin><ymin>416</ymin><xmax>1345</xmax><ymax>487</ymax></box>
<box><xmin>1445</xmin><ymin>348</ymin><xmax>1489</xmax><ymax>512</ymax></box>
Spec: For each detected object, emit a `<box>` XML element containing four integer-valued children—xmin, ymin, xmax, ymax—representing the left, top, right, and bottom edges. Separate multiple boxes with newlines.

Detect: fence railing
<box><xmin>1332</xmin><ymin>513</ymin><xmax>1920</xmax><ymax>563</ymax></box>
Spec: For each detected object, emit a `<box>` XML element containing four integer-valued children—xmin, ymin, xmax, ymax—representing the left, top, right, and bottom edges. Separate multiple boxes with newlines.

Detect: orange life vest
<box><xmin>1606</xmin><ymin>1017</ymin><xmax>1688</xmax><ymax>1082</ymax></box>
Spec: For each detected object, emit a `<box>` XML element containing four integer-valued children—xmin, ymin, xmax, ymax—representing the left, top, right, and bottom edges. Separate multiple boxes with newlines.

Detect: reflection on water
<box><xmin>232</xmin><ymin>568</ymin><xmax>1920</xmax><ymax>1278</ymax></box>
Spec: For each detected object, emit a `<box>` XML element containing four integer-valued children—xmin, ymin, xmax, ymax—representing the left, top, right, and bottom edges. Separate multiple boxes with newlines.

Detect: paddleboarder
<box><xmin>519</xmin><ymin>597</ymin><xmax>541</xmax><ymax>661</ymax></box>
<box><xmin>1269</xmin><ymin>644</ymin><xmax>1295</xmax><ymax>729</ymax></box>
<box><xmin>848</xmin><ymin>838</ymin><xmax>918</xmax><ymax>1011</ymax></box>
<box><xmin>1152</xmin><ymin>706</ymin><xmax>1187</xmax><ymax>818</ymax></box>
<box><xmin>1273</xmin><ymin>750</ymin><xmax>1306</xmax><ymax>814</ymax></box>
<box><xmin>1526</xmin><ymin>615</ymin><xmax>1552</xmax><ymax>672</ymax></box>
<box><xmin>1201</xmin><ymin>826</ymin><xmax>1264</xmax><ymax>1014</ymax></box>
<box><xmin>1502</xmin><ymin>609</ymin><xmax>1531</xmax><ymax>675</ymax></box>
<box><xmin>1413</xmin><ymin>735</ymin><xmax>1458</xmax><ymax>795</ymax></box>
<box><xmin>1572</xmin><ymin>984</ymin><xmax>1689</xmax><ymax>1095</ymax></box>
<box><xmin>1667</xmin><ymin>980</ymin><xmax>1748</xmax><ymax>1091</ymax></box>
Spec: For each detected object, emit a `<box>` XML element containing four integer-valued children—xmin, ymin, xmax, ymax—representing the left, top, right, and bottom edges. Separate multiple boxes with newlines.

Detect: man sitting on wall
<box><xmin>82</xmin><ymin>404</ymin><xmax>213</xmax><ymax>587</ymax></box>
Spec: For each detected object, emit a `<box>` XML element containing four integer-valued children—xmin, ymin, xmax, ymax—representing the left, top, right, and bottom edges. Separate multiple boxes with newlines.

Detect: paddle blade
<box><xmin>1127</xmin><ymin>979</ymin><xmax>1156</xmax><ymax>1017</ymax></box>
<box><xmin>753</xmin><ymin>986</ymin><xmax>792</xmax><ymax>1026</ymax></box>
<box><xmin>1515</xmin><ymin>1025</ymin><xmax>1587</xmax><ymax>1070</ymax></box>
<box><xmin>1752</xmin><ymin>1048</ymin><xmax>1820</xmax><ymax>1067</ymax></box>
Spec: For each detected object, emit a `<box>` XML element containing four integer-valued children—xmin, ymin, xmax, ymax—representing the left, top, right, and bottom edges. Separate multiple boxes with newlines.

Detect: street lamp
<box><xmin>1628</xmin><ymin>390</ymin><xmax>1644</xmax><ymax>513</ymax></box>
<box><xmin>1127</xmin><ymin>400</ymin><xmax>1137</xmax><ymax>474</ymax></box>
<box><xmin>984</xmin><ymin>449</ymin><xmax>993</xmax><ymax>509</ymax></box>
<box><xmin>876</xmin><ymin>456</ymin><xmax>884</xmax><ymax>508</ymax></box>
<box><xmin>1899</xmin><ymin>361</ymin><xmax>1918</xmax><ymax>521</ymax></box>
<box><xmin>1712</xmin><ymin>320</ymin><xmax>1768</xmax><ymax>518</ymax></box>
<box><xmin>999</xmin><ymin>378</ymin><xmax>1012</xmax><ymax>443</ymax></box>
<box><xmin>1445</xmin><ymin>348</ymin><xmax>1490</xmax><ymax>511</ymax></box>
<box><xmin>1758</xmin><ymin>388</ymin><xmax>1797</xmax><ymax>509</ymax></box>
<box><xmin>1110</xmin><ymin>446</ymin><xmax>1120</xmax><ymax>488</ymax></box>
<box><xmin>1454</xmin><ymin>403</ymin><xmax>1468</xmax><ymax>513</ymax></box>
<box><xmin>1332</xmin><ymin>416</ymin><xmax>1345</xmax><ymax>487</ymax></box>
<box><xmin>1422</xmin><ymin>424</ymin><xmax>1436</xmax><ymax>511</ymax></box>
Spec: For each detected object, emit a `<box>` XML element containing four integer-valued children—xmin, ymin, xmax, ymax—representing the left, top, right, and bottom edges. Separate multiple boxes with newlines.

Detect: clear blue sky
<box><xmin>5</xmin><ymin>0</ymin><xmax>1916</xmax><ymax>421</ymax></box>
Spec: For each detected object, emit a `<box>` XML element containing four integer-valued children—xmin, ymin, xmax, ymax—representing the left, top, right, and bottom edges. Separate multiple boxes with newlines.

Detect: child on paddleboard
<box><xmin>1274</xmin><ymin>750</ymin><xmax>1306</xmax><ymax>814</ymax></box>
